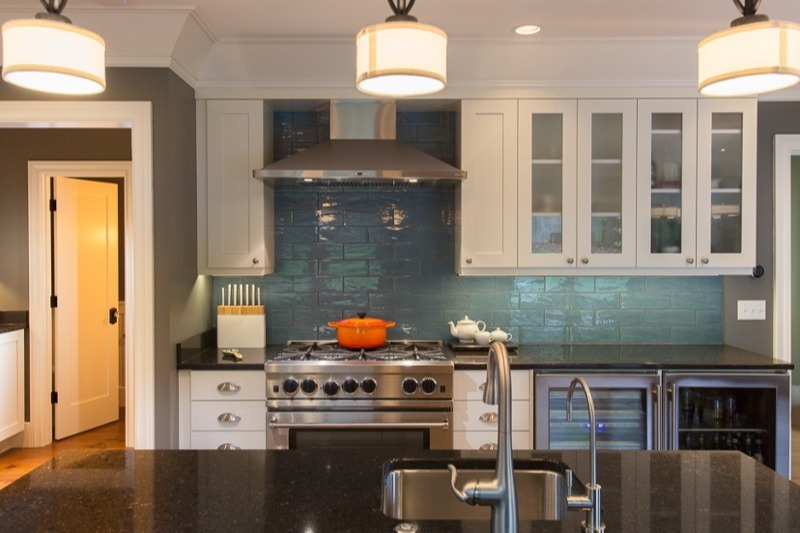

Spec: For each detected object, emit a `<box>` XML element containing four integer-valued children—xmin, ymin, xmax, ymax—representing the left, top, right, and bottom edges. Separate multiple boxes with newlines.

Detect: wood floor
<box><xmin>0</xmin><ymin>411</ymin><xmax>128</xmax><ymax>491</ymax></box>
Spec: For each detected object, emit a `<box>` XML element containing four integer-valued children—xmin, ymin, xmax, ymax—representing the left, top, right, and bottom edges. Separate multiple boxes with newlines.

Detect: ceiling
<box><xmin>1</xmin><ymin>0</ymin><xmax>799</xmax><ymax>99</ymax></box>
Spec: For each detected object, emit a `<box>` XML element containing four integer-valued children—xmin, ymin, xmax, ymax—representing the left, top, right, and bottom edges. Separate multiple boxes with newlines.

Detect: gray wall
<box><xmin>792</xmin><ymin>156</ymin><xmax>800</xmax><ymax>384</ymax></box>
<box><xmin>0</xmin><ymin>68</ymin><xmax>206</xmax><ymax>448</ymax></box>
<box><xmin>724</xmin><ymin>101</ymin><xmax>800</xmax><ymax>356</ymax></box>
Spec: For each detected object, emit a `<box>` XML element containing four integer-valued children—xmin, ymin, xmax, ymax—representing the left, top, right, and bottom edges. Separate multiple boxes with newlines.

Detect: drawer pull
<box><xmin>217</xmin><ymin>412</ymin><xmax>241</xmax><ymax>424</ymax></box>
<box><xmin>479</xmin><ymin>443</ymin><xmax>497</xmax><ymax>451</ymax></box>
<box><xmin>479</xmin><ymin>412</ymin><xmax>498</xmax><ymax>423</ymax></box>
<box><xmin>217</xmin><ymin>382</ymin><xmax>241</xmax><ymax>393</ymax></box>
<box><xmin>217</xmin><ymin>443</ymin><xmax>240</xmax><ymax>450</ymax></box>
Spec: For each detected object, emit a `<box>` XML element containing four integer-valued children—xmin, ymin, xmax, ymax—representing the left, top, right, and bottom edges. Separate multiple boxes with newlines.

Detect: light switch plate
<box><xmin>737</xmin><ymin>300</ymin><xmax>766</xmax><ymax>321</ymax></box>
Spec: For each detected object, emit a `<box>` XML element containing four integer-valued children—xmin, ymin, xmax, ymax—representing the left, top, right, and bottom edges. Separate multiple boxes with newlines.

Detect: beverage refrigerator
<box><xmin>662</xmin><ymin>372</ymin><xmax>791</xmax><ymax>477</ymax></box>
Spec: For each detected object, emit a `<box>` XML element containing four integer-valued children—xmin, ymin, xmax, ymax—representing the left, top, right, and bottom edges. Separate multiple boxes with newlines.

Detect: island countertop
<box><xmin>1</xmin><ymin>449</ymin><xmax>797</xmax><ymax>532</ymax></box>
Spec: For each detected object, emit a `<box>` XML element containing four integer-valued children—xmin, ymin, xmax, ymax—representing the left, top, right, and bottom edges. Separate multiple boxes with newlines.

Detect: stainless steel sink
<box><xmin>381</xmin><ymin>458</ymin><xmax>569</xmax><ymax>521</ymax></box>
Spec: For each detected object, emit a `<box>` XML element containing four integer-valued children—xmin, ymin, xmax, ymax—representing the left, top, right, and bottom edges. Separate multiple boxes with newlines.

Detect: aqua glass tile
<box><xmin>570</xmin><ymin>293</ymin><xmax>619</xmax><ymax>310</ymax></box>
<box><xmin>368</xmin><ymin>227</ymin><xmax>416</xmax><ymax>243</ymax></box>
<box><xmin>520</xmin><ymin>293</ymin><xmax>570</xmax><ymax>309</ymax></box>
<box><xmin>670</xmin><ymin>327</ymin><xmax>722</xmax><ymax>344</ymax></box>
<box><xmin>506</xmin><ymin>310</ymin><xmax>545</xmax><ymax>327</ymax></box>
<box><xmin>545</xmin><ymin>310</ymin><xmax>594</xmax><ymax>327</ymax></box>
<box><xmin>595</xmin><ymin>277</ymin><xmax>647</xmax><ymax>292</ymax></box>
<box><xmin>509</xmin><ymin>277</ymin><xmax>546</xmax><ymax>293</ymax></box>
<box><xmin>274</xmin><ymin>189</ymin><xmax>317</xmax><ymax>209</ymax></box>
<box><xmin>443</xmin><ymin>276</ymin><xmax>495</xmax><ymax>294</ymax></box>
<box><xmin>320</xmin><ymin>260</ymin><xmax>369</xmax><ymax>276</ymax></box>
<box><xmin>264</xmin><ymin>276</ymin><xmax>293</xmax><ymax>293</ymax></box>
<box><xmin>369</xmin><ymin>260</ymin><xmax>420</xmax><ymax>276</ymax></box>
<box><xmin>276</xmin><ymin>226</ymin><xmax>319</xmax><ymax>243</ymax></box>
<box><xmin>697</xmin><ymin>276</ymin><xmax>724</xmax><ymax>292</ymax></box>
<box><xmin>320</xmin><ymin>192</ymin><xmax>371</xmax><ymax>211</ymax></box>
<box><xmin>318</xmin><ymin>293</ymin><xmax>369</xmax><ymax>308</ymax></box>
<box><xmin>620</xmin><ymin>327</ymin><xmax>671</xmax><ymax>344</ymax></box>
<box><xmin>620</xmin><ymin>293</ymin><xmax>672</xmax><ymax>309</ymax></box>
<box><xmin>697</xmin><ymin>309</ymin><xmax>723</xmax><ymax>325</ymax></box>
<box><xmin>646</xmin><ymin>277</ymin><xmax>698</xmax><ymax>293</ymax></box>
<box><xmin>275</xmin><ymin>243</ymin><xmax>293</xmax><ymax>260</ymax></box>
<box><xmin>571</xmin><ymin>327</ymin><xmax>619</xmax><ymax>343</ymax></box>
<box><xmin>269</xmin><ymin>292</ymin><xmax>319</xmax><ymax>309</ymax></box>
<box><xmin>595</xmin><ymin>310</ymin><xmax>644</xmax><ymax>327</ymax></box>
<box><xmin>671</xmin><ymin>292</ymin><xmax>722</xmax><ymax>309</ymax></box>
<box><xmin>293</xmin><ymin>243</ymin><xmax>344</xmax><ymax>260</ymax></box>
<box><xmin>394</xmin><ymin>276</ymin><xmax>444</xmax><ymax>293</ymax></box>
<box><xmin>343</xmin><ymin>210</ymin><xmax>384</xmax><ymax>226</ymax></box>
<box><xmin>520</xmin><ymin>327</ymin><xmax>569</xmax><ymax>343</ymax></box>
<box><xmin>469</xmin><ymin>293</ymin><xmax>520</xmax><ymax>310</ymax></box>
<box><xmin>319</xmin><ymin>226</ymin><xmax>368</xmax><ymax>243</ymax></box>
<box><xmin>266</xmin><ymin>312</ymin><xmax>293</xmax><ymax>328</ymax></box>
<box><xmin>369</xmin><ymin>293</ymin><xmax>419</xmax><ymax>309</ymax></box>
<box><xmin>343</xmin><ymin>277</ymin><xmax>380</xmax><ymax>293</ymax></box>
<box><xmin>293</xmin><ymin>309</ymin><xmax>338</xmax><ymax>326</ymax></box>
<box><xmin>293</xmin><ymin>208</ymin><xmax>342</xmax><ymax>227</ymax></box>
<box><xmin>344</xmin><ymin>243</ymin><xmax>395</xmax><ymax>260</ymax></box>
<box><xmin>545</xmin><ymin>276</ymin><xmax>595</xmax><ymax>292</ymax></box>
<box><xmin>277</xmin><ymin>260</ymin><xmax>316</xmax><ymax>276</ymax></box>
<box><xmin>392</xmin><ymin>309</ymin><xmax>445</xmax><ymax>326</ymax></box>
<box><xmin>645</xmin><ymin>310</ymin><xmax>696</xmax><ymax>326</ymax></box>
<box><xmin>293</xmin><ymin>277</ymin><xmax>342</xmax><ymax>293</ymax></box>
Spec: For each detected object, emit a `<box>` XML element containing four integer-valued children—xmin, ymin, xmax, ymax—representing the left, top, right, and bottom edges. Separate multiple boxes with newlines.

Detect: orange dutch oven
<box><xmin>328</xmin><ymin>312</ymin><xmax>396</xmax><ymax>349</ymax></box>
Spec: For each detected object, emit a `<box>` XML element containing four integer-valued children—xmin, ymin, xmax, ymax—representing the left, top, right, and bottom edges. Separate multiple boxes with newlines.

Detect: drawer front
<box><xmin>191</xmin><ymin>400</ymin><xmax>266</xmax><ymax>431</ymax></box>
<box><xmin>191</xmin><ymin>370</ymin><xmax>264</xmax><ymax>401</ymax></box>
<box><xmin>190</xmin><ymin>431</ymin><xmax>266</xmax><ymax>450</ymax></box>
<box><xmin>454</xmin><ymin>370</ymin><xmax>530</xmax><ymax>401</ymax></box>
<box><xmin>453</xmin><ymin>430</ymin><xmax>530</xmax><ymax>450</ymax></box>
<box><xmin>454</xmin><ymin>400</ymin><xmax>530</xmax><ymax>431</ymax></box>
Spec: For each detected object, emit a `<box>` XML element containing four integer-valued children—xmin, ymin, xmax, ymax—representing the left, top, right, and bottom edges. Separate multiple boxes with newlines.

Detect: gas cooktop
<box><xmin>271</xmin><ymin>340</ymin><xmax>449</xmax><ymax>363</ymax></box>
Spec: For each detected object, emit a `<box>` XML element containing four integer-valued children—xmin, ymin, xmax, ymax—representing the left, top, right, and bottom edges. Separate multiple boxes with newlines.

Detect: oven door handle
<box><xmin>268</xmin><ymin>418</ymin><xmax>450</xmax><ymax>430</ymax></box>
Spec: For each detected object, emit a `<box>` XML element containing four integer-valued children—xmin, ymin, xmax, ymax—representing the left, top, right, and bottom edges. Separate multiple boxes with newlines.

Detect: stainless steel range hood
<box><xmin>253</xmin><ymin>101</ymin><xmax>465</xmax><ymax>187</ymax></box>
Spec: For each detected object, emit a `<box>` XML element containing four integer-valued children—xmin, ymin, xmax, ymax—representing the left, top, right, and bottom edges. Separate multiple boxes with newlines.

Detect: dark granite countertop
<box><xmin>0</xmin><ymin>449</ymin><xmax>797</xmax><ymax>532</ymax></box>
<box><xmin>0</xmin><ymin>310</ymin><xmax>27</xmax><ymax>335</ymax></box>
<box><xmin>177</xmin><ymin>330</ymin><xmax>791</xmax><ymax>372</ymax></box>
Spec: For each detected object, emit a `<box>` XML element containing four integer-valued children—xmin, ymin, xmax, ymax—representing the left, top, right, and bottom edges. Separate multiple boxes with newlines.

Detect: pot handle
<box><xmin>385</xmin><ymin>321</ymin><xmax>396</xmax><ymax>328</ymax></box>
<box><xmin>327</xmin><ymin>321</ymin><xmax>339</xmax><ymax>328</ymax></box>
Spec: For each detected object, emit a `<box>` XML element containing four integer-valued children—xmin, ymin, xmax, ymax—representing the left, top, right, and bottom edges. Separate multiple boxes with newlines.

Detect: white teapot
<box><xmin>490</xmin><ymin>327</ymin><xmax>513</xmax><ymax>343</ymax></box>
<box><xmin>448</xmin><ymin>316</ymin><xmax>486</xmax><ymax>343</ymax></box>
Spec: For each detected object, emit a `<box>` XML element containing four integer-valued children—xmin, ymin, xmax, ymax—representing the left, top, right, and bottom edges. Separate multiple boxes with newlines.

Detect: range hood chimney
<box><xmin>253</xmin><ymin>100</ymin><xmax>465</xmax><ymax>186</ymax></box>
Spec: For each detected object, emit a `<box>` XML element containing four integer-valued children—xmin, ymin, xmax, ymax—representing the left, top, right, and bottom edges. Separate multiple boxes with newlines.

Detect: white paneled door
<box><xmin>53</xmin><ymin>177</ymin><xmax>119</xmax><ymax>440</ymax></box>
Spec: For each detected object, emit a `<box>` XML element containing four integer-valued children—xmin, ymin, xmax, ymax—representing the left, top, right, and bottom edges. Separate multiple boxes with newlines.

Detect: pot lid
<box><xmin>329</xmin><ymin>312</ymin><xmax>396</xmax><ymax>328</ymax></box>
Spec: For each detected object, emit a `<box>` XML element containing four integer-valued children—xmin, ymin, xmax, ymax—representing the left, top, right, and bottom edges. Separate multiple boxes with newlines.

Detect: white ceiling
<box><xmin>1</xmin><ymin>0</ymin><xmax>799</xmax><ymax>99</ymax></box>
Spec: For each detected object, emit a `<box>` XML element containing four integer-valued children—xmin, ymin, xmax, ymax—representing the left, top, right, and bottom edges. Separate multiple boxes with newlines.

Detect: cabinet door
<box><xmin>696</xmin><ymin>99</ymin><xmax>757</xmax><ymax>268</ymax></box>
<box><xmin>576</xmin><ymin>100</ymin><xmax>637</xmax><ymax>268</ymax></box>
<box><xmin>637</xmin><ymin>100</ymin><xmax>698</xmax><ymax>268</ymax></box>
<box><xmin>201</xmin><ymin>100</ymin><xmax>270</xmax><ymax>274</ymax></box>
<box><xmin>458</xmin><ymin>100</ymin><xmax>518</xmax><ymax>271</ymax></box>
<box><xmin>518</xmin><ymin>100</ymin><xmax>578</xmax><ymax>268</ymax></box>
<box><xmin>0</xmin><ymin>330</ymin><xmax>24</xmax><ymax>441</ymax></box>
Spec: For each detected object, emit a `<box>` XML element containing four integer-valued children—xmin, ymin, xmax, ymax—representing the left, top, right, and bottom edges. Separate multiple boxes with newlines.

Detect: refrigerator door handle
<box><xmin>652</xmin><ymin>383</ymin><xmax>661</xmax><ymax>450</ymax></box>
<box><xmin>665</xmin><ymin>383</ymin><xmax>674</xmax><ymax>450</ymax></box>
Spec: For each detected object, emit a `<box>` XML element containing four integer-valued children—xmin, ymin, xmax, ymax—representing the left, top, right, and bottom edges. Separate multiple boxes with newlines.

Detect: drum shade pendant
<box><xmin>356</xmin><ymin>0</ymin><xmax>447</xmax><ymax>97</ymax></box>
<box><xmin>2</xmin><ymin>0</ymin><xmax>106</xmax><ymax>95</ymax></box>
<box><xmin>698</xmin><ymin>0</ymin><xmax>800</xmax><ymax>96</ymax></box>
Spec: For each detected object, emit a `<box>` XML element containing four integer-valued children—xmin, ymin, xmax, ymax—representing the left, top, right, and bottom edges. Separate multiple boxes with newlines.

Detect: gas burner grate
<box><xmin>274</xmin><ymin>340</ymin><xmax>446</xmax><ymax>362</ymax></box>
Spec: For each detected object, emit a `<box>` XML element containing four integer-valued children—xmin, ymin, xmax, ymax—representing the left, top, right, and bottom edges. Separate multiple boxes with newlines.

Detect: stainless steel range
<box><xmin>265</xmin><ymin>340</ymin><xmax>454</xmax><ymax>450</ymax></box>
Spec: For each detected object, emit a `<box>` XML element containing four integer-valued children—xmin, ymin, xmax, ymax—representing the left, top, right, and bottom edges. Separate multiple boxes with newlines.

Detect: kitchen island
<box><xmin>0</xmin><ymin>448</ymin><xmax>798</xmax><ymax>532</ymax></box>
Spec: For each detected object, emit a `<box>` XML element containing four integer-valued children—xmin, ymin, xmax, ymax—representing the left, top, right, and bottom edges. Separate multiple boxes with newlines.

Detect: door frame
<box><xmin>773</xmin><ymin>135</ymin><xmax>800</xmax><ymax>363</ymax></box>
<box><xmin>3</xmin><ymin>101</ymin><xmax>154</xmax><ymax>449</ymax></box>
<box><xmin>35</xmin><ymin>165</ymin><xmax>126</xmax><ymax>441</ymax></box>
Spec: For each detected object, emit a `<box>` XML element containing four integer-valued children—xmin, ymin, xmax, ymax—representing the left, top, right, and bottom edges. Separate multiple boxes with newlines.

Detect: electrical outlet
<box><xmin>737</xmin><ymin>300</ymin><xmax>766</xmax><ymax>321</ymax></box>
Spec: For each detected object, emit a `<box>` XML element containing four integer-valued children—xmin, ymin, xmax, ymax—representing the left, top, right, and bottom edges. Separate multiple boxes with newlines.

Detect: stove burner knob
<box><xmin>360</xmin><ymin>378</ymin><xmax>377</xmax><ymax>395</ymax></box>
<box><xmin>300</xmin><ymin>378</ymin><xmax>318</xmax><ymax>395</ymax></box>
<box><xmin>342</xmin><ymin>378</ymin><xmax>359</xmax><ymax>395</ymax></box>
<box><xmin>420</xmin><ymin>377</ymin><xmax>437</xmax><ymax>395</ymax></box>
<box><xmin>282</xmin><ymin>378</ymin><xmax>299</xmax><ymax>395</ymax></box>
<box><xmin>402</xmin><ymin>378</ymin><xmax>418</xmax><ymax>395</ymax></box>
<box><xmin>323</xmin><ymin>380</ymin><xmax>340</xmax><ymax>396</ymax></box>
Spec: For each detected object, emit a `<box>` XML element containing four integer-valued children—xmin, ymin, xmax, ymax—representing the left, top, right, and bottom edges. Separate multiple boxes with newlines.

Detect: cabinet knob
<box><xmin>566</xmin><ymin>257</ymin><xmax>575</xmax><ymax>264</ymax></box>
<box><xmin>686</xmin><ymin>257</ymin><xmax>695</xmax><ymax>264</ymax></box>
<box><xmin>466</xmin><ymin>257</ymin><xmax>473</xmax><ymax>265</ymax></box>
<box><xmin>479</xmin><ymin>443</ymin><xmax>498</xmax><ymax>451</ymax></box>
<box><xmin>479</xmin><ymin>412</ymin><xmax>498</xmax><ymax>423</ymax></box>
<box><xmin>217</xmin><ymin>443</ymin><xmax>240</xmax><ymax>451</ymax></box>
<box><xmin>217</xmin><ymin>412</ymin><xmax>241</xmax><ymax>424</ymax></box>
<box><xmin>252</xmin><ymin>257</ymin><xmax>260</xmax><ymax>265</ymax></box>
<box><xmin>581</xmin><ymin>257</ymin><xmax>589</xmax><ymax>264</ymax></box>
<box><xmin>217</xmin><ymin>382</ymin><xmax>241</xmax><ymax>393</ymax></box>
<box><xmin>701</xmin><ymin>257</ymin><xmax>709</xmax><ymax>264</ymax></box>
<box><xmin>478</xmin><ymin>382</ymin><xmax>486</xmax><ymax>392</ymax></box>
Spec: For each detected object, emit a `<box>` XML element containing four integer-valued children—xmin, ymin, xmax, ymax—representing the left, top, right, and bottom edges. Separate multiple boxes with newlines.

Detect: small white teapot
<box><xmin>489</xmin><ymin>327</ymin><xmax>512</xmax><ymax>343</ymax></box>
<box><xmin>448</xmin><ymin>315</ymin><xmax>486</xmax><ymax>343</ymax></box>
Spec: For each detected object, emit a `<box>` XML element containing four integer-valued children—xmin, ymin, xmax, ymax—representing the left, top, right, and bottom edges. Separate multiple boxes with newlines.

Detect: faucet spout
<box><xmin>566</xmin><ymin>377</ymin><xmax>605</xmax><ymax>532</ymax></box>
<box><xmin>449</xmin><ymin>341</ymin><xmax>518</xmax><ymax>532</ymax></box>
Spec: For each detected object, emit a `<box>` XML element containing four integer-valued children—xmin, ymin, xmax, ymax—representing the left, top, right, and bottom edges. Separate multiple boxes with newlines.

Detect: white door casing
<box><xmin>17</xmin><ymin>99</ymin><xmax>153</xmax><ymax>450</ymax></box>
<box><xmin>53</xmin><ymin>177</ymin><xmax>120</xmax><ymax>440</ymax></box>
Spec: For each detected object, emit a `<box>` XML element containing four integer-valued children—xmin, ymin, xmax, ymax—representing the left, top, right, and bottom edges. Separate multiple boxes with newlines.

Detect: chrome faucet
<box><xmin>448</xmin><ymin>341</ymin><xmax>518</xmax><ymax>533</ymax></box>
<box><xmin>566</xmin><ymin>377</ymin><xmax>605</xmax><ymax>532</ymax></box>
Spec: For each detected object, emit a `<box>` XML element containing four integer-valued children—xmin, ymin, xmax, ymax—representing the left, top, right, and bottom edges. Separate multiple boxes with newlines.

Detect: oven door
<box><xmin>267</xmin><ymin>401</ymin><xmax>452</xmax><ymax>450</ymax></box>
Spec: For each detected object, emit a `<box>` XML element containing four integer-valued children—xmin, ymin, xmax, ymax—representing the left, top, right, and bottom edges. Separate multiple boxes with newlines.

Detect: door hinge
<box><xmin>51</xmin><ymin>391</ymin><xmax>58</xmax><ymax>404</ymax></box>
<box><xmin>49</xmin><ymin>198</ymin><xmax>57</xmax><ymax>212</ymax></box>
<box><xmin>50</xmin><ymin>295</ymin><xmax>57</xmax><ymax>308</ymax></box>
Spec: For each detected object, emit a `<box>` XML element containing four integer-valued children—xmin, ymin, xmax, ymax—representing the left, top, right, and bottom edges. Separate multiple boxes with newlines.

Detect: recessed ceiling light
<box><xmin>515</xmin><ymin>24</ymin><xmax>541</xmax><ymax>36</ymax></box>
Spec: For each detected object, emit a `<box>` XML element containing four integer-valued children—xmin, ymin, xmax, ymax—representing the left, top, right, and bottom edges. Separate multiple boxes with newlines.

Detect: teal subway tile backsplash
<box><xmin>212</xmin><ymin>110</ymin><xmax>723</xmax><ymax>346</ymax></box>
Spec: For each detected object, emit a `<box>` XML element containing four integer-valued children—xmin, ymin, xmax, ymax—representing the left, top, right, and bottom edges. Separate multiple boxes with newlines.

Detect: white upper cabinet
<box><xmin>198</xmin><ymin>100</ymin><xmax>274</xmax><ymax>276</ymax></box>
<box><xmin>458</xmin><ymin>100</ymin><xmax>519</xmax><ymax>272</ymax></box>
<box><xmin>458</xmin><ymin>97</ymin><xmax>756</xmax><ymax>276</ymax></box>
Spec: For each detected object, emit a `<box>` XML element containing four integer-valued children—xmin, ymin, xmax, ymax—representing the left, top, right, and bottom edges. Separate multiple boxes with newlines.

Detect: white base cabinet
<box><xmin>181</xmin><ymin>370</ymin><xmax>266</xmax><ymax>450</ymax></box>
<box><xmin>453</xmin><ymin>369</ymin><xmax>532</xmax><ymax>450</ymax></box>
<box><xmin>0</xmin><ymin>329</ymin><xmax>24</xmax><ymax>442</ymax></box>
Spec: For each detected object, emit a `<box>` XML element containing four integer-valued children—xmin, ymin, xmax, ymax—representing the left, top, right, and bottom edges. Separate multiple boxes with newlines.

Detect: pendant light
<box><xmin>698</xmin><ymin>0</ymin><xmax>800</xmax><ymax>96</ymax></box>
<box><xmin>2</xmin><ymin>0</ymin><xmax>106</xmax><ymax>95</ymax></box>
<box><xmin>356</xmin><ymin>0</ymin><xmax>447</xmax><ymax>97</ymax></box>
